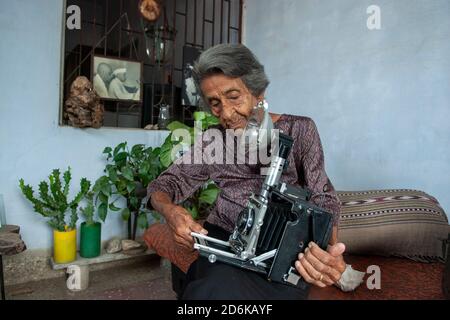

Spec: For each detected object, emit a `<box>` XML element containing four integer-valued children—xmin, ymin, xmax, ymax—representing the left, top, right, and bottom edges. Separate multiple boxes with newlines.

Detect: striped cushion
<box><xmin>338</xmin><ymin>189</ymin><xmax>450</xmax><ymax>262</ymax></box>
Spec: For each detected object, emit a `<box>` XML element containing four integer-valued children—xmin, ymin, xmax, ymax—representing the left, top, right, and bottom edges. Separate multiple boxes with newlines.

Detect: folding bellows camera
<box><xmin>191</xmin><ymin>133</ymin><xmax>333</xmax><ymax>288</ymax></box>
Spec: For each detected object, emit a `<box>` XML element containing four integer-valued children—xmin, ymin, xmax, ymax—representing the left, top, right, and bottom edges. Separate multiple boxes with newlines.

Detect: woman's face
<box><xmin>200</xmin><ymin>73</ymin><xmax>263</xmax><ymax>129</ymax></box>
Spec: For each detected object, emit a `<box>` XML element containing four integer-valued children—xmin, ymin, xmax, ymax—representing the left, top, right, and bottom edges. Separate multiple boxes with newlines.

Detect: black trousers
<box><xmin>181</xmin><ymin>222</ymin><xmax>310</xmax><ymax>300</ymax></box>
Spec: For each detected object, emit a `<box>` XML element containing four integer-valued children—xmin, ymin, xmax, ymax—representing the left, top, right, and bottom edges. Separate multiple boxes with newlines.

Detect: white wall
<box><xmin>1</xmin><ymin>0</ymin><xmax>449</xmax><ymax>252</ymax></box>
<box><xmin>244</xmin><ymin>0</ymin><xmax>450</xmax><ymax>216</ymax></box>
<box><xmin>0</xmin><ymin>0</ymin><xmax>168</xmax><ymax>250</ymax></box>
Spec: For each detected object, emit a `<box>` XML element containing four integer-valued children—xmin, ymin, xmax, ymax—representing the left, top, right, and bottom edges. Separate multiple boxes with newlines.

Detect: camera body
<box><xmin>192</xmin><ymin>133</ymin><xmax>333</xmax><ymax>288</ymax></box>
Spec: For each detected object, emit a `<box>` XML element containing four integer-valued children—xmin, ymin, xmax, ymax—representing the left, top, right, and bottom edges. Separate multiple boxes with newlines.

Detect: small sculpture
<box><xmin>139</xmin><ymin>0</ymin><xmax>162</xmax><ymax>22</ymax></box>
<box><xmin>64</xmin><ymin>76</ymin><xmax>105</xmax><ymax>128</ymax></box>
<box><xmin>144</xmin><ymin>124</ymin><xmax>159</xmax><ymax>130</ymax></box>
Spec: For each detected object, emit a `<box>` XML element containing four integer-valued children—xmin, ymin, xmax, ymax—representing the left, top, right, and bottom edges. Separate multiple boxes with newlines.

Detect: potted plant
<box><xmin>94</xmin><ymin>143</ymin><xmax>163</xmax><ymax>240</ymax></box>
<box><xmin>19</xmin><ymin>168</ymin><xmax>90</xmax><ymax>263</ymax></box>
<box><xmin>159</xmin><ymin>112</ymin><xmax>221</xmax><ymax>221</ymax></box>
<box><xmin>96</xmin><ymin>112</ymin><xmax>221</xmax><ymax>240</ymax></box>
<box><xmin>79</xmin><ymin>191</ymin><xmax>103</xmax><ymax>258</ymax></box>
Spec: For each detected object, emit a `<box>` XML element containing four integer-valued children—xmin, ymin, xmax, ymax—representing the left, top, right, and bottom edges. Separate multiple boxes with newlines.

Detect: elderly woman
<box><xmin>147</xmin><ymin>44</ymin><xmax>347</xmax><ymax>299</ymax></box>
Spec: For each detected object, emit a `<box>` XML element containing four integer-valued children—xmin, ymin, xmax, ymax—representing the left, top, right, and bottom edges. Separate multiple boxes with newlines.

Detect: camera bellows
<box><xmin>257</xmin><ymin>203</ymin><xmax>296</xmax><ymax>255</ymax></box>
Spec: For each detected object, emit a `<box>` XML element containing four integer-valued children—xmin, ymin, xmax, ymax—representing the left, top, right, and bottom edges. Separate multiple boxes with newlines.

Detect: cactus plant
<box><xmin>19</xmin><ymin>167</ymin><xmax>90</xmax><ymax>231</ymax></box>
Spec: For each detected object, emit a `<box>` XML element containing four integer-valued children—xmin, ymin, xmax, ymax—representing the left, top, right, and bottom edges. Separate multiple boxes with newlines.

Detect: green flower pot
<box><xmin>80</xmin><ymin>222</ymin><xmax>101</xmax><ymax>258</ymax></box>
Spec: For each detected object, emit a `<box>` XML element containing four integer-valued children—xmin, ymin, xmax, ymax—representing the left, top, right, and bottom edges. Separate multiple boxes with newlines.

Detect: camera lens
<box><xmin>237</xmin><ymin>207</ymin><xmax>254</xmax><ymax>236</ymax></box>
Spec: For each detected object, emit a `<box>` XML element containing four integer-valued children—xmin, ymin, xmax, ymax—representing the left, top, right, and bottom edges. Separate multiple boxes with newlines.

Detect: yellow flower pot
<box><xmin>53</xmin><ymin>227</ymin><xmax>77</xmax><ymax>264</ymax></box>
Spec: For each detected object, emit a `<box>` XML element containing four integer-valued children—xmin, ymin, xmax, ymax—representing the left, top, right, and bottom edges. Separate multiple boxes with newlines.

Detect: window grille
<box><xmin>63</xmin><ymin>0</ymin><xmax>243</xmax><ymax>129</ymax></box>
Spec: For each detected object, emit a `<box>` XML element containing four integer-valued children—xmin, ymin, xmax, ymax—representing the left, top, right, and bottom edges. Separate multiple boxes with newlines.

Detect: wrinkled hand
<box><xmin>165</xmin><ymin>205</ymin><xmax>208</xmax><ymax>250</ymax></box>
<box><xmin>295</xmin><ymin>242</ymin><xmax>346</xmax><ymax>288</ymax></box>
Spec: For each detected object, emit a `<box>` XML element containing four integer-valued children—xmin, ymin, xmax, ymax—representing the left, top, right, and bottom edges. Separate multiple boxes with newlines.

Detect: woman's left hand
<box><xmin>295</xmin><ymin>242</ymin><xmax>347</xmax><ymax>287</ymax></box>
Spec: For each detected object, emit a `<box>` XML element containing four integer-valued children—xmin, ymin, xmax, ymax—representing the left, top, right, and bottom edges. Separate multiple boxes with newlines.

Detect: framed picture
<box><xmin>91</xmin><ymin>55</ymin><xmax>143</xmax><ymax>102</ymax></box>
<box><xmin>181</xmin><ymin>46</ymin><xmax>202</xmax><ymax>106</ymax></box>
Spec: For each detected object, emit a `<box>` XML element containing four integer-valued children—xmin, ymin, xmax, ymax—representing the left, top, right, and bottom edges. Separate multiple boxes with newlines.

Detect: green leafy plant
<box><xmin>183</xmin><ymin>182</ymin><xmax>220</xmax><ymax>220</ymax></box>
<box><xmin>159</xmin><ymin>112</ymin><xmax>220</xmax><ymax>169</ymax></box>
<box><xmin>159</xmin><ymin>112</ymin><xmax>221</xmax><ymax>220</ymax></box>
<box><xmin>19</xmin><ymin>167</ymin><xmax>90</xmax><ymax>232</ymax></box>
<box><xmin>79</xmin><ymin>191</ymin><xmax>102</xmax><ymax>225</ymax></box>
<box><xmin>95</xmin><ymin>112</ymin><xmax>221</xmax><ymax>238</ymax></box>
<box><xmin>94</xmin><ymin>142</ymin><xmax>163</xmax><ymax>240</ymax></box>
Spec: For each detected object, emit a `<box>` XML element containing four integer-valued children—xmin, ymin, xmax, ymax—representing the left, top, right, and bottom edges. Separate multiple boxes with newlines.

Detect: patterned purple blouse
<box><xmin>147</xmin><ymin>114</ymin><xmax>340</xmax><ymax>232</ymax></box>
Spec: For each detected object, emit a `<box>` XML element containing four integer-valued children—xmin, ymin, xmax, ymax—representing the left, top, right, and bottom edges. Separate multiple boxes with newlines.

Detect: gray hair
<box><xmin>192</xmin><ymin>44</ymin><xmax>270</xmax><ymax>107</ymax></box>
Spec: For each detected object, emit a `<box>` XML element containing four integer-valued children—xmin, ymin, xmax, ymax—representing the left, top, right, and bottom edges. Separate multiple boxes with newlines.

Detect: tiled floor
<box><xmin>6</xmin><ymin>254</ymin><xmax>445</xmax><ymax>300</ymax></box>
<box><xmin>5</xmin><ymin>256</ymin><xmax>177</xmax><ymax>300</ymax></box>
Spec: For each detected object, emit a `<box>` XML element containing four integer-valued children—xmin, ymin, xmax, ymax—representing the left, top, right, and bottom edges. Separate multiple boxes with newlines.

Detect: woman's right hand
<box><xmin>165</xmin><ymin>204</ymin><xmax>208</xmax><ymax>250</ymax></box>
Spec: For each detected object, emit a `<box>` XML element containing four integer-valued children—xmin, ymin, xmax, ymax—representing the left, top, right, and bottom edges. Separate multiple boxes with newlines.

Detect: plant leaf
<box><xmin>186</xmin><ymin>205</ymin><xmax>199</xmax><ymax>220</ymax></box>
<box><xmin>80</xmin><ymin>203</ymin><xmax>94</xmax><ymax>225</ymax></box>
<box><xmin>130</xmin><ymin>196</ymin><xmax>139</xmax><ymax>209</ymax></box>
<box><xmin>98</xmin><ymin>192</ymin><xmax>108</xmax><ymax>204</ymax></box>
<box><xmin>198</xmin><ymin>184</ymin><xmax>220</xmax><ymax>205</ymax></box>
<box><xmin>107</xmin><ymin>167</ymin><xmax>119</xmax><ymax>183</ymax></box>
<box><xmin>49</xmin><ymin>169</ymin><xmax>64</xmax><ymax>207</ymax></box>
<box><xmin>131</xmin><ymin>144</ymin><xmax>145</xmax><ymax>157</ymax></box>
<box><xmin>100</xmin><ymin>183</ymin><xmax>112</xmax><ymax>197</ymax></box>
<box><xmin>159</xmin><ymin>140</ymin><xmax>174</xmax><ymax>168</ymax></box>
<box><xmin>205</xmin><ymin>114</ymin><xmax>220</xmax><ymax>127</ymax></box>
<box><xmin>137</xmin><ymin>213</ymin><xmax>149</xmax><ymax>229</ymax></box>
<box><xmin>19</xmin><ymin>179</ymin><xmax>54</xmax><ymax>216</ymax></box>
<box><xmin>93</xmin><ymin>176</ymin><xmax>108</xmax><ymax>193</ymax></box>
<box><xmin>38</xmin><ymin>181</ymin><xmax>57</xmax><ymax>210</ymax></box>
<box><xmin>109</xmin><ymin>202</ymin><xmax>121</xmax><ymax>212</ymax></box>
<box><xmin>116</xmin><ymin>179</ymin><xmax>128</xmax><ymax>194</ymax></box>
<box><xmin>113</xmin><ymin>142</ymin><xmax>127</xmax><ymax>157</ymax></box>
<box><xmin>193</xmin><ymin>111</ymin><xmax>206</xmax><ymax>121</ymax></box>
<box><xmin>151</xmin><ymin>147</ymin><xmax>161</xmax><ymax>157</ymax></box>
<box><xmin>69</xmin><ymin>207</ymin><xmax>78</xmax><ymax>230</ymax></box>
<box><xmin>122</xmin><ymin>166</ymin><xmax>134</xmax><ymax>181</ymax></box>
<box><xmin>167</xmin><ymin>121</ymin><xmax>190</xmax><ymax>132</ymax></box>
<box><xmin>139</xmin><ymin>161</ymin><xmax>150</xmax><ymax>176</ymax></box>
<box><xmin>121</xmin><ymin>208</ymin><xmax>131</xmax><ymax>221</ymax></box>
<box><xmin>126</xmin><ymin>182</ymin><xmax>136</xmax><ymax>194</ymax></box>
<box><xmin>98</xmin><ymin>202</ymin><xmax>108</xmax><ymax>222</ymax></box>
<box><xmin>114</xmin><ymin>152</ymin><xmax>128</xmax><ymax>164</ymax></box>
<box><xmin>63</xmin><ymin>168</ymin><xmax>71</xmax><ymax>197</ymax></box>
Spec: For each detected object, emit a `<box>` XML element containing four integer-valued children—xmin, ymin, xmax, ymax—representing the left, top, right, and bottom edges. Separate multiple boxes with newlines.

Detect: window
<box><xmin>62</xmin><ymin>0</ymin><xmax>243</xmax><ymax>129</ymax></box>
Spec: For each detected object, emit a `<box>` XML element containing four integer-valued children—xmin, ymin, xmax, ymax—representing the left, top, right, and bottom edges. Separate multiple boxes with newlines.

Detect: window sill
<box><xmin>58</xmin><ymin>123</ymin><xmax>170</xmax><ymax>132</ymax></box>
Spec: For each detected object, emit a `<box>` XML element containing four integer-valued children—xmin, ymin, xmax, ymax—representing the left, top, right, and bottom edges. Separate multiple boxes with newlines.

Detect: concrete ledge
<box><xmin>50</xmin><ymin>249</ymin><xmax>157</xmax><ymax>270</ymax></box>
<box><xmin>3</xmin><ymin>247</ymin><xmax>160</xmax><ymax>286</ymax></box>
